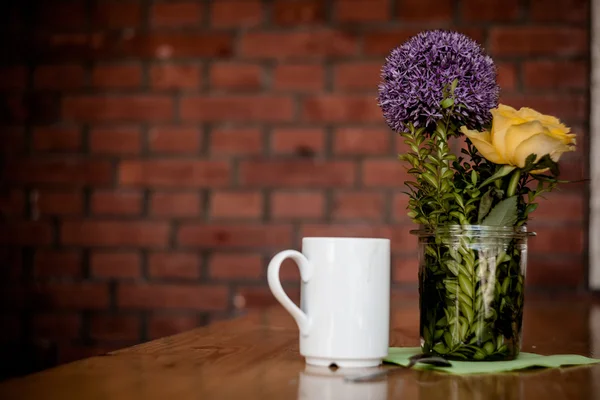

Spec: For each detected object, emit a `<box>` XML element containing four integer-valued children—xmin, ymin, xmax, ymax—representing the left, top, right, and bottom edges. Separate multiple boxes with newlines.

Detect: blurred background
<box><xmin>0</xmin><ymin>0</ymin><xmax>588</xmax><ymax>379</ymax></box>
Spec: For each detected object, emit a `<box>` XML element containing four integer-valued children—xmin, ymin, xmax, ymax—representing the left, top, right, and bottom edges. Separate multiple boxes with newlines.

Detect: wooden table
<box><xmin>1</xmin><ymin>298</ymin><xmax>599</xmax><ymax>399</ymax></box>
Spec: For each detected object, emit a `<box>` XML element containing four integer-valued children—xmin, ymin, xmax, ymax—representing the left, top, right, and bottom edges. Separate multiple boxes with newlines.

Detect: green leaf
<box><xmin>479</xmin><ymin>165</ymin><xmax>516</xmax><ymax>189</ymax></box>
<box><xmin>477</xmin><ymin>188</ymin><xmax>494</xmax><ymax>223</ymax></box>
<box><xmin>441</xmin><ymin>98</ymin><xmax>454</xmax><ymax>108</ymax></box>
<box><xmin>422</xmin><ymin>173</ymin><xmax>438</xmax><ymax>189</ymax></box>
<box><xmin>482</xmin><ymin>196</ymin><xmax>518</xmax><ymax>226</ymax></box>
<box><xmin>450</xmin><ymin>78</ymin><xmax>458</xmax><ymax>94</ymax></box>
<box><xmin>471</xmin><ymin>170</ymin><xmax>478</xmax><ymax>185</ymax></box>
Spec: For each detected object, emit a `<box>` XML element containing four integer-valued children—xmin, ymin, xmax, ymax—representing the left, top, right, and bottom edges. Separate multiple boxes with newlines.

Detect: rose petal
<box><xmin>460</xmin><ymin>126</ymin><xmax>508</xmax><ymax>164</ymax></box>
<box><xmin>504</xmin><ymin>121</ymin><xmax>548</xmax><ymax>165</ymax></box>
<box><xmin>512</xmin><ymin>132</ymin><xmax>574</xmax><ymax>168</ymax></box>
<box><xmin>490</xmin><ymin>107</ymin><xmax>522</xmax><ymax>160</ymax></box>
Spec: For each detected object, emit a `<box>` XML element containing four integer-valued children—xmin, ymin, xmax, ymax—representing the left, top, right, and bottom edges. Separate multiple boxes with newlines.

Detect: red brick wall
<box><xmin>0</xmin><ymin>0</ymin><xmax>589</xmax><ymax>372</ymax></box>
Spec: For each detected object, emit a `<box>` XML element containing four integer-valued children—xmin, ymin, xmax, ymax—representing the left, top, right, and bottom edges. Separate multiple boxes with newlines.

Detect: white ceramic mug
<box><xmin>267</xmin><ymin>237</ymin><xmax>391</xmax><ymax>368</ymax></box>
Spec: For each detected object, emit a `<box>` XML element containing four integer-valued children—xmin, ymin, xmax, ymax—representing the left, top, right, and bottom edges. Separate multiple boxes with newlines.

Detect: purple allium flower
<box><xmin>378</xmin><ymin>30</ymin><xmax>499</xmax><ymax>132</ymax></box>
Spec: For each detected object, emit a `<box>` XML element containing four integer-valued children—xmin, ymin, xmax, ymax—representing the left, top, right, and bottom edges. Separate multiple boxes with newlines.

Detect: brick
<box><xmin>0</xmin><ymin>189</ymin><xmax>25</xmax><ymax>217</ymax></box>
<box><xmin>209</xmin><ymin>254</ymin><xmax>263</xmax><ymax>279</ymax></box>
<box><xmin>90</xmin><ymin>252</ymin><xmax>141</xmax><ymax>278</ymax></box>
<box><xmin>335</xmin><ymin>0</ymin><xmax>390</xmax><ymax>22</ymax></box>
<box><xmin>530</xmin><ymin>0</ymin><xmax>587</xmax><ymax>22</ymax></box>
<box><xmin>0</xmin><ymin>222</ymin><xmax>50</xmax><ymax>246</ymax></box>
<box><xmin>149</xmin><ymin>126</ymin><xmax>201</xmax><ymax>154</ymax></box>
<box><xmin>210</xmin><ymin>191</ymin><xmax>263</xmax><ymax>219</ymax></box>
<box><xmin>91</xmin><ymin>1</ymin><xmax>142</xmax><ymax>27</ymax></box>
<box><xmin>34</xmin><ymin>250</ymin><xmax>82</xmax><ymax>278</ymax></box>
<box><xmin>331</xmin><ymin>192</ymin><xmax>385</xmax><ymax>221</ymax></box>
<box><xmin>234</xmin><ymin>285</ymin><xmax>299</xmax><ymax>308</ymax></box>
<box><xmin>0</xmin><ymin>66</ymin><xmax>27</xmax><ymax>90</ymax></box>
<box><xmin>528</xmin><ymin>255</ymin><xmax>583</xmax><ymax>287</ymax></box>
<box><xmin>34</xmin><ymin>65</ymin><xmax>84</xmax><ymax>90</ymax></box>
<box><xmin>499</xmin><ymin>94</ymin><xmax>586</xmax><ymax>121</ymax></box>
<box><xmin>58</xmin><ymin>344</ymin><xmax>119</xmax><ymax>364</ymax></box>
<box><xmin>390</xmin><ymin>226</ymin><xmax>418</xmax><ymax>253</ymax></box>
<box><xmin>181</xmin><ymin>96</ymin><xmax>294</xmax><ymax>122</ymax></box>
<box><xmin>148</xmin><ymin>314</ymin><xmax>201</xmax><ymax>339</ymax></box>
<box><xmin>462</xmin><ymin>0</ymin><xmax>520</xmax><ymax>21</ymax></box>
<box><xmin>271</xmin><ymin>191</ymin><xmax>325</xmax><ymax>219</ymax></box>
<box><xmin>36</xmin><ymin>189</ymin><xmax>83</xmax><ymax>216</ymax></box>
<box><xmin>150</xmin><ymin>192</ymin><xmax>201</xmax><ymax>217</ymax></box>
<box><xmin>210</xmin><ymin>127</ymin><xmax>263</xmax><ymax>156</ymax></box>
<box><xmin>240</xmin><ymin>30</ymin><xmax>358</xmax><ymax>59</ymax></box>
<box><xmin>334</xmin><ymin>62</ymin><xmax>381</xmax><ymax>90</ymax></box>
<box><xmin>90</xmin><ymin>315</ymin><xmax>140</xmax><ymax>341</ymax></box>
<box><xmin>300</xmin><ymin>224</ymin><xmax>392</xmax><ymax>240</ymax></box>
<box><xmin>150</xmin><ymin>64</ymin><xmax>201</xmax><ymax>90</ymax></box>
<box><xmin>278</xmin><ymin>259</ymin><xmax>301</xmax><ymax>282</ymax></box>
<box><xmin>397</xmin><ymin>0</ymin><xmax>453</xmax><ymax>21</ymax></box>
<box><xmin>177</xmin><ymin>224</ymin><xmax>292</xmax><ymax>248</ymax></box>
<box><xmin>32</xmin><ymin>283</ymin><xmax>109</xmax><ymax>310</ymax></box>
<box><xmin>522</xmin><ymin>61</ymin><xmax>587</xmax><ymax>90</ymax></box>
<box><xmin>32</xmin><ymin>313</ymin><xmax>81</xmax><ymax>340</ymax></box>
<box><xmin>302</xmin><ymin>95</ymin><xmax>381</xmax><ymax>122</ymax></box>
<box><xmin>39</xmin><ymin>2</ymin><xmax>86</xmax><ymax>27</ymax></box>
<box><xmin>496</xmin><ymin>62</ymin><xmax>518</xmax><ymax>92</ymax></box>
<box><xmin>63</xmin><ymin>96</ymin><xmax>174</xmax><ymax>122</ymax></box>
<box><xmin>61</xmin><ymin>221</ymin><xmax>170</xmax><ymax>247</ymax></box>
<box><xmin>271</xmin><ymin>128</ymin><xmax>325</xmax><ymax>156</ymax></box>
<box><xmin>32</xmin><ymin>126</ymin><xmax>81</xmax><ymax>152</ymax></box>
<box><xmin>89</xmin><ymin>126</ymin><xmax>141</xmax><ymax>155</ymax></box>
<box><xmin>273</xmin><ymin>0</ymin><xmax>325</xmax><ymax>25</ymax></box>
<box><xmin>240</xmin><ymin>160</ymin><xmax>356</xmax><ymax>187</ymax></box>
<box><xmin>490</xmin><ymin>28</ymin><xmax>587</xmax><ymax>56</ymax></box>
<box><xmin>0</xmin><ymin>128</ymin><xmax>25</xmax><ymax>155</ymax></box>
<box><xmin>116</xmin><ymin>33</ymin><xmax>233</xmax><ymax>59</ymax></box>
<box><xmin>210</xmin><ymin>63</ymin><xmax>262</xmax><ymax>91</ymax></box>
<box><xmin>119</xmin><ymin>160</ymin><xmax>230</xmax><ymax>188</ymax></box>
<box><xmin>4</xmin><ymin>158</ymin><xmax>112</xmax><ymax>185</ymax></box>
<box><xmin>118</xmin><ymin>283</ymin><xmax>229</xmax><ymax>310</ymax></box>
<box><xmin>211</xmin><ymin>0</ymin><xmax>263</xmax><ymax>27</ymax></box>
<box><xmin>2</xmin><ymin>93</ymin><xmax>61</xmax><ymax>125</ymax></box>
<box><xmin>150</xmin><ymin>2</ymin><xmax>203</xmax><ymax>27</ymax></box>
<box><xmin>363</xmin><ymin>160</ymin><xmax>410</xmax><ymax>187</ymax></box>
<box><xmin>91</xmin><ymin>64</ymin><xmax>142</xmax><ymax>89</ymax></box>
<box><xmin>91</xmin><ymin>190</ymin><xmax>143</xmax><ymax>216</ymax></box>
<box><xmin>148</xmin><ymin>252</ymin><xmax>201</xmax><ymax>279</ymax></box>
<box><xmin>394</xmin><ymin>257</ymin><xmax>418</xmax><ymax>284</ymax></box>
<box><xmin>528</xmin><ymin>226</ymin><xmax>583</xmax><ymax>255</ymax></box>
<box><xmin>364</xmin><ymin>28</ymin><xmax>483</xmax><ymax>56</ymax></box>
<box><xmin>392</xmin><ymin>193</ymin><xmax>411</xmax><ymax>222</ymax></box>
<box><xmin>0</xmin><ymin>248</ymin><xmax>22</xmax><ymax>282</ymax></box>
<box><xmin>273</xmin><ymin>64</ymin><xmax>324</xmax><ymax>92</ymax></box>
<box><xmin>533</xmin><ymin>193</ymin><xmax>584</xmax><ymax>223</ymax></box>
<box><xmin>333</xmin><ymin>127</ymin><xmax>391</xmax><ymax>155</ymax></box>
<box><xmin>33</xmin><ymin>1</ymin><xmax>86</xmax><ymax>28</ymax></box>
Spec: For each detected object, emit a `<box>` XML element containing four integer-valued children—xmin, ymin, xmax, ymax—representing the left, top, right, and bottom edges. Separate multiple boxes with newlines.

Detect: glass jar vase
<box><xmin>412</xmin><ymin>225</ymin><xmax>534</xmax><ymax>361</ymax></box>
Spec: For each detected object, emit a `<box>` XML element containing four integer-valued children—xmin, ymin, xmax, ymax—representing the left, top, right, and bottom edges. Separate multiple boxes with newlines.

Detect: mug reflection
<box><xmin>298</xmin><ymin>365</ymin><xmax>388</xmax><ymax>400</ymax></box>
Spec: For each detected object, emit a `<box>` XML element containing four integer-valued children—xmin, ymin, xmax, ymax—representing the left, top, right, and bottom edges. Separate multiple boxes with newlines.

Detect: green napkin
<box><xmin>385</xmin><ymin>347</ymin><xmax>600</xmax><ymax>375</ymax></box>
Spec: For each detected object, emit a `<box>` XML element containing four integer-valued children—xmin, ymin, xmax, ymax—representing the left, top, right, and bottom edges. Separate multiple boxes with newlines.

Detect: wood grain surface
<box><xmin>0</xmin><ymin>298</ymin><xmax>599</xmax><ymax>400</ymax></box>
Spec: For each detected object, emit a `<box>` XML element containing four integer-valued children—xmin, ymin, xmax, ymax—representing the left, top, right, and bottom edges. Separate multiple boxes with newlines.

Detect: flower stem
<box><xmin>506</xmin><ymin>170</ymin><xmax>521</xmax><ymax>198</ymax></box>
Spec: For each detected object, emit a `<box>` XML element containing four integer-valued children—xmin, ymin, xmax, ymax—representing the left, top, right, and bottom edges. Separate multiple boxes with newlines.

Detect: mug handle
<box><xmin>267</xmin><ymin>250</ymin><xmax>312</xmax><ymax>336</ymax></box>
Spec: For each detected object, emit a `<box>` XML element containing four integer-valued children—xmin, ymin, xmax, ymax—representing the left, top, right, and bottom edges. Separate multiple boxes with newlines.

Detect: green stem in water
<box><xmin>506</xmin><ymin>170</ymin><xmax>521</xmax><ymax>198</ymax></box>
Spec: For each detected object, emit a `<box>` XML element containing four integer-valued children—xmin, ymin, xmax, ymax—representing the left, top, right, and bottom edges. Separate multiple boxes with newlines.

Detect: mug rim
<box><xmin>302</xmin><ymin>237</ymin><xmax>390</xmax><ymax>243</ymax></box>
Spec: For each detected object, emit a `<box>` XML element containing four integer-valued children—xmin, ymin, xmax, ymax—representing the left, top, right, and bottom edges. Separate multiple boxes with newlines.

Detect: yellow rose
<box><xmin>460</xmin><ymin>104</ymin><xmax>576</xmax><ymax>168</ymax></box>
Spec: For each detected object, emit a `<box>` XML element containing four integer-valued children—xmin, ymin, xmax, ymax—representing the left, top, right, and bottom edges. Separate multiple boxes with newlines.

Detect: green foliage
<box><xmin>398</xmin><ymin>96</ymin><xmax>563</xmax><ymax>229</ymax></box>
<box><xmin>481</xmin><ymin>196</ymin><xmax>518</xmax><ymax>226</ymax></box>
<box><xmin>420</xmin><ymin>234</ymin><xmax>525</xmax><ymax>361</ymax></box>
<box><xmin>400</xmin><ymin>94</ymin><xmax>568</xmax><ymax>362</ymax></box>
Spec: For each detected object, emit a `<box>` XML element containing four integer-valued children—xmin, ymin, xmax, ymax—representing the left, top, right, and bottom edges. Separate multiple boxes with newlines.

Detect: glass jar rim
<box><xmin>410</xmin><ymin>224</ymin><xmax>536</xmax><ymax>238</ymax></box>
